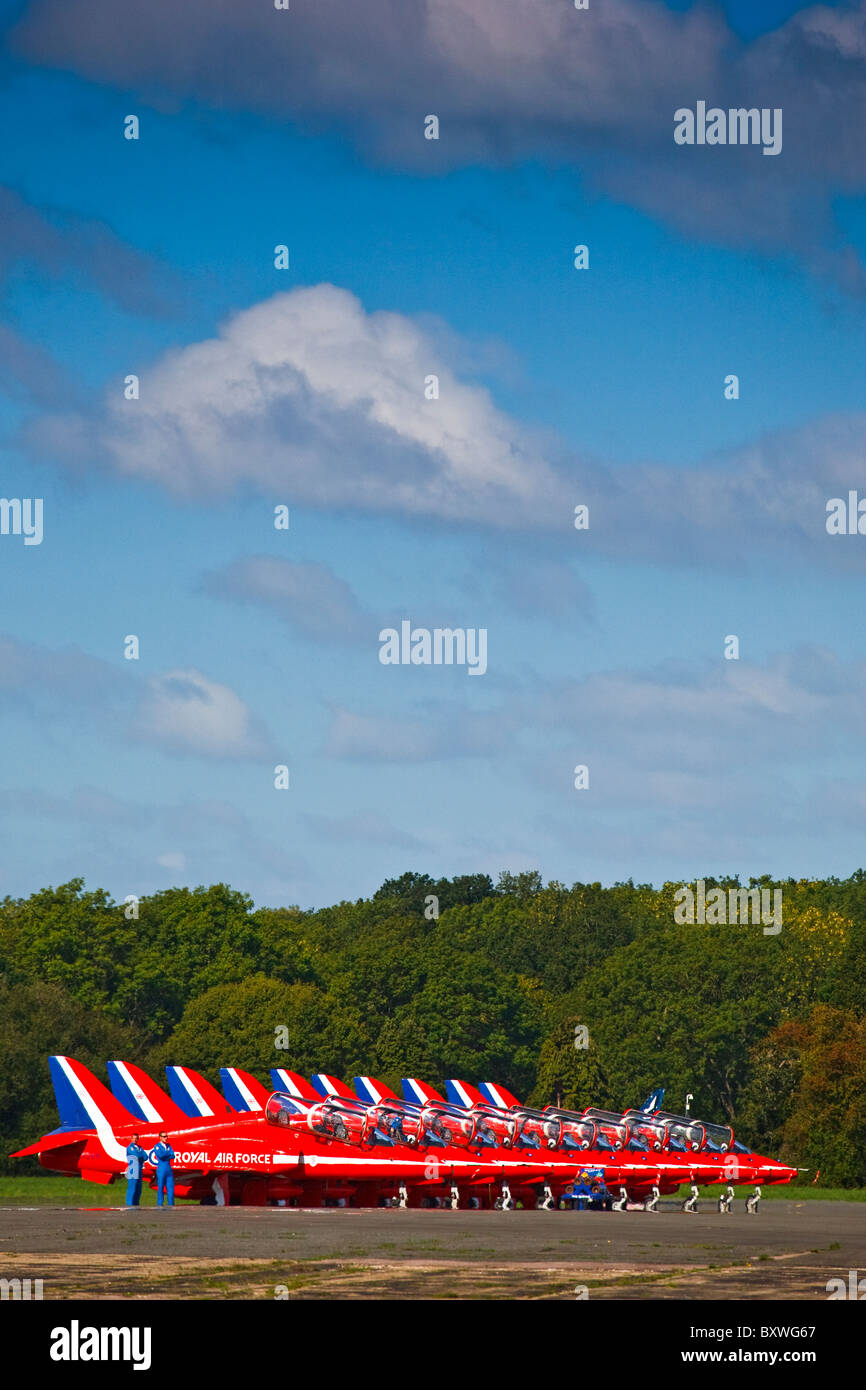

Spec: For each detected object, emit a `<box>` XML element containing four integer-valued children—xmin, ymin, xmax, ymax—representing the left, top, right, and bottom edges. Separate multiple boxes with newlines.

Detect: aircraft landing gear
<box><xmin>498</xmin><ymin>1182</ymin><xmax>514</xmax><ymax>1211</ymax></box>
<box><xmin>645</xmin><ymin>1185</ymin><xmax>660</xmax><ymax>1213</ymax></box>
<box><xmin>718</xmin><ymin>1185</ymin><xmax>734</xmax><ymax>1214</ymax></box>
<box><xmin>449</xmin><ymin>1184</ymin><xmax>460</xmax><ymax>1210</ymax></box>
<box><xmin>612</xmin><ymin>1185</ymin><xmax>628</xmax><ymax>1211</ymax></box>
<box><xmin>536</xmin><ymin>1184</ymin><xmax>554</xmax><ymax>1211</ymax></box>
<box><xmin>746</xmin><ymin>1185</ymin><xmax>762</xmax><ymax>1214</ymax></box>
<box><xmin>682</xmin><ymin>1183</ymin><xmax>700</xmax><ymax>1214</ymax></box>
<box><xmin>397</xmin><ymin>1183</ymin><xmax>408</xmax><ymax>1209</ymax></box>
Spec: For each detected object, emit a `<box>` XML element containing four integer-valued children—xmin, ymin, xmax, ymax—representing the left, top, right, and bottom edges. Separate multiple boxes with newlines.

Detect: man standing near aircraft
<box><xmin>125</xmin><ymin>1133</ymin><xmax>147</xmax><ymax>1207</ymax></box>
<box><xmin>148</xmin><ymin>1132</ymin><xmax>176</xmax><ymax>1207</ymax></box>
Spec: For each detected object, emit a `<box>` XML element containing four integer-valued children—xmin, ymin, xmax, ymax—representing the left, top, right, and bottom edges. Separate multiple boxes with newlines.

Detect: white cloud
<box><xmin>203</xmin><ymin>555</ymin><xmax>372</xmax><ymax>643</ymax></box>
<box><xmin>30</xmin><ymin>283</ymin><xmax>562</xmax><ymax>524</ymax></box>
<box><xmin>134</xmin><ymin>668</ymin><xmax>273</xmax><ymax>759</ymax></box>
<box><xmin>0</xmin><ymin>634</ymin><xmax>275</xmax><ymax>763</ymax></box>
<box><xmin>30</xmin><ymin>282</ymin><xmax>866</xmax><ymax>571</ymax></box>
<box><xmin>85</xmin><ymin>285</ymin><xmax>559</xmax><ymax>524</ymax></box>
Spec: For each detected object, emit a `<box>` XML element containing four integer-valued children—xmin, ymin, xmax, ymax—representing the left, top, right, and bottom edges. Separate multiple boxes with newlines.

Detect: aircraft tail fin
<box><xmin>353</xmin><ymin>1076</ymin><xmax>400</xmax><ymax>1104</ymax></box>
<box><xmin>107</xmin><ymin>1060</ymin><xmax>188</xmax><ymax>1126</ymax></box>
<box><xmin>311</xmin><ymin>1073</ymin><xmax>355</xmax><ymax>1099</ymax></box>
<box><xmin>44</xmin><ymin>1056</ymin><xmax>133</xmax><ymax>1165</ymax></box>
<box><xmin>445</xmin><ymin>1078</ymin><xmax>486</xmax><ymax>1108</ymax></box>
<box><xmin>166</xmin><ymin>1065</ymin><xmax>236</xmax><ymax>1118</ymax></box>
<box><xmin>219</xmin><ymin>1067</ymin><xmax>270</xmax><ymax>1112</ymax></box>
<box><xmin>401</xmin><ymin>1077</ymin><xmax>445</xmax><ymax>1105</ymax></box>
<box><xmin>270</xmin><ymin>1068</ymin><xmax>320</xmax><ymax>1102</ymax></box>
<box><xmin>479</xmin><ymin>1082</ymin><xmax>521</xmax><ymax>1109</ymax></box>
<box><xmin>639</xmin><ymin>1087</ymin><xmax>665</xmax><ymax>1113</ymax></box>
<box><xmin>49</xmin><ymin>1055</ymin><xmax>137</xmax><ymax>1133</ymax></box>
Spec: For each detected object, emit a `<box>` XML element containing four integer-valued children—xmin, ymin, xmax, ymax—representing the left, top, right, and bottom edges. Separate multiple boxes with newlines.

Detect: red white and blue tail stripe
<box><xmin>479</xmin><ymin>1082</ymin><xmax>521</xmax><ymax>1109</ymax></box>
<box><xmin>166</xmin><ymin>1065</ymin><xmax>236</xmax><ymax>1118</ymax></box>
<box><xmin>108</xmin><ymin>1059</ymin><xmax>188</xmax><ymax>1125</ymax></box>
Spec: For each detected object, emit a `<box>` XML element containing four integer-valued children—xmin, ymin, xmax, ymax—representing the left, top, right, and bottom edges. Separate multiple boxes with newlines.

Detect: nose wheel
<box><xmin>645</xmin><ymin>1185</ymin><xmax>660</xmax><ymax>1212</ymax></box>
<box><xmin>682</xmin><ymin>1183</ymin><xmax>699</xmax><ymax>1213</ymax></box>
<box><xmin>718</xmin><ymin>1185</ymin><xmax>734</xmax><ymax>1213</ymax></box>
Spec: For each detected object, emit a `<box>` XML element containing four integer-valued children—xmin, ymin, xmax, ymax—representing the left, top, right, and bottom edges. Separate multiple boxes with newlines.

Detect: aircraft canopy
<box><xmin>266</xmin><ymin>1092</ymin><xmax>305</xmax><ymax>1125</ymax></box>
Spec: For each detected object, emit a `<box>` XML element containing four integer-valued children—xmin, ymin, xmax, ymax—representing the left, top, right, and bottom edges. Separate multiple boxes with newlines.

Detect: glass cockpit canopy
<box><xmin>654</xmin><ymin>1111</ymin><xmax>732</xmax><ymax>1151</ymax></box>
<box><xmin>543</xmin><ymin>1109</ymin><xmax>598</xmax><ymax>1144</ymax></box>
<box><xmin>582</xmin><ymin>1108</ymin><xmax>628</xmax><ymax>1142</ymax></box>
<box><xmin>622</xmin><ymin>1110</ymin><xmax>667</xmax><ymax>1135</ymax></box>
<box><xmin>266</xmin><ymin>1092</ymin><xmax>305</xmax><ymax>1125</ymax></box>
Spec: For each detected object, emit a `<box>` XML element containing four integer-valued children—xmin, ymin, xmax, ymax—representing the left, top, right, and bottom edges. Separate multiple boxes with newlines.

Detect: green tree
<box><xmin>0</xmin><ymin>980</ymin><xmax>137</xmax><ymax>1175</ymax></box>
<box><xmin>528</xmin><ymin>1015</ymin><xmax>612</xmax><ymax>1110</ymax></box>
<box><xmin>774</xmin><ymin>1006</ymin><xmax>866</xmax><ymax>1186</ymax></box>
<box><xmin>153</xmin><ymin>976</ymin><xmax>371</xmax><ymax>1084</ymax></box>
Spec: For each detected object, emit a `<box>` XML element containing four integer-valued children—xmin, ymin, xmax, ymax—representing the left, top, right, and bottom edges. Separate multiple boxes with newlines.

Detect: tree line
<box><xmin>1</xmin><ymin>869</ymin><xmax>864</xmax><ymax>1184</ymax></box>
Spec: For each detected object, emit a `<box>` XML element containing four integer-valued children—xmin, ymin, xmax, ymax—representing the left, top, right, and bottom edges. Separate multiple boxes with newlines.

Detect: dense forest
<box><xmin>2</xmin><ymin>870</ymin><xmax>865</xmax><ymax>1184</ymax></box>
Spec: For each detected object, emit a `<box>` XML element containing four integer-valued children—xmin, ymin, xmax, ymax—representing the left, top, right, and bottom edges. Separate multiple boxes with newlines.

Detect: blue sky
<box><xmin>1</xmin><ymin>0</ymin><xmax>866</xmax><ymax>906</ymax></box>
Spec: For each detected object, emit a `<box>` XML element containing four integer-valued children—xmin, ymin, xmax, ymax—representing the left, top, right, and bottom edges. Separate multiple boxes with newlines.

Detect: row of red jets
<box><xmin>12</xmin><ymin>1056</ymin><xmax>798</xmax><ymax>1209</ymax></box>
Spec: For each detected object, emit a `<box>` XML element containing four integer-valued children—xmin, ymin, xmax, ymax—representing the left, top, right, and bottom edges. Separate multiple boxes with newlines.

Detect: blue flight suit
<box><xmin>125</xmin><ymin>1143</ymin><xmax>147</xmax><ymax>1206</ymax></box>
<box><xmin>148</xmin><ymin>1141</ymin><xmax>176</xmax><ymax>1206</ymax></box>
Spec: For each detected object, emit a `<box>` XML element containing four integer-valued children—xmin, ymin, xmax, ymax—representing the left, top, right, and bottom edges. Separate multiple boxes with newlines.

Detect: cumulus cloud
<box><xmin>13</xmin><ymin>0</ymin><xmax>866</xmax><ymax>282</ymax></box>
<box><xmin>26</xmin><ymin>282</ymin><xmax>866</xmax><ymax>571</ymax></box>
<box><xmin>527</xmin><ymin>645</ymin><xmax>866</xmax><ymax>775</ymax></box>
<box><xmin>30</xmin><ymin>283</ymin><xmax>562</xmax><ymax>524</ymax></box>
<box><xmin>0</xmin><ymin>634</ymin><xmax>273</xmax><ymax>761</ymax></box>
<box><xmin>203</xmin><ymin>556</ymin><xmax>372</xmax><ymax>643</ymax></box>
<box><xmin>133</xmin><ymin>668</ymin><xmax>274</xmax><ymax>759</ymax></box>
<box><xmin>326</xmin><ymin>645</ymin><xmax>866</xmax><ymax>773</ymax></box>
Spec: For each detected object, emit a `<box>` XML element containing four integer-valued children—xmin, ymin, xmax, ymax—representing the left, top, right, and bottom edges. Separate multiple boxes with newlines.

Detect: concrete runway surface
<box><xmin>1</xmin><ymin>1200</ymin><xmax>863</xmax><ymax>1299</ymax></box>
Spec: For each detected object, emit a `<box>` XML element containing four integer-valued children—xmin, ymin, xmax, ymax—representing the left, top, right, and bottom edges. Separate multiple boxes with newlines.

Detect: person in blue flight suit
<box><xmin>148</xmin><ymin>1131</ymin><xmax>176</xmax><ymax>1208</ymax></box>
<box><xmin>125</xmin><ymin>1133</ymin><xmax>148</xmax><ymax>1207</ymax></box>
